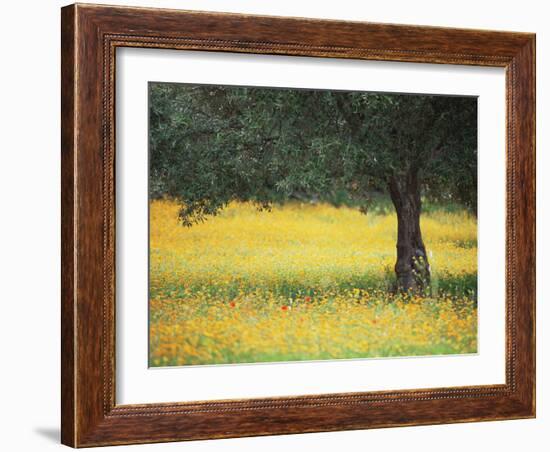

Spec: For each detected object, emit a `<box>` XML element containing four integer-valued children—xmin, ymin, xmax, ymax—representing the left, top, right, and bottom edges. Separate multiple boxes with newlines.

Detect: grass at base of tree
<box><xmin>149</xmin><ymin>199</ymin><xmax>477</xmax><ymax>366</ymax></box>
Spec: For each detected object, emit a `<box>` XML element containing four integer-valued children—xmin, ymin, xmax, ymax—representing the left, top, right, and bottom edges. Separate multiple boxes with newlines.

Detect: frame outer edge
<box><xmin>514</xmin><ymin>35</ymin><xmax>536</xmax><ymax>415</ymax></box>
<box><xmin>531</xmin><ymin>35</ymin><xmax>536</xmax><ymax>417</ymax></box>
<box><xmin>61</xmin><ymin>3</ymin><xmax>77</xmax><ymax>448</ymax></box>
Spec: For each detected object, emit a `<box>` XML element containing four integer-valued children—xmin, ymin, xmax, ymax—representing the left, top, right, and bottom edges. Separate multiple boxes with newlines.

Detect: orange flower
<box><xmin>281</xmin><ymin>305</ymin><xmax>289</xmax><ymax>311</ymax></box>
<box><xmin>229</xmin><ymin>301</ymin><xmax>236</xmax><ymax>308</ymax></box>
<box><xmin>304</xmin><ymin>296</ymin><xmax>312</xmax><ymax>302</ymax></box>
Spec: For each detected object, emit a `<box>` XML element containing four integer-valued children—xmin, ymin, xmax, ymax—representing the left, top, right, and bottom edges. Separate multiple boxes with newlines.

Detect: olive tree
<box><xmin>149</xmin><ymin>83</ymin><xmax>477</xmax><ymax>292</ymax></box>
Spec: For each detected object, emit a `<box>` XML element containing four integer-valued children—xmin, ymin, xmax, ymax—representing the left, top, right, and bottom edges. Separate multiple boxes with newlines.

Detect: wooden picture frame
<box><xmin>61</xmin><ymin>3</ymin><xmax>535</xmax><ymax>447</ymax></box>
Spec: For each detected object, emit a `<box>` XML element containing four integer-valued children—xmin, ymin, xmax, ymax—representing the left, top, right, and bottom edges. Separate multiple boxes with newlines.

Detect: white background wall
<box><xmin>0</xmin><ymin>1</ymin><xmax>546</xmax><ymax>450</ymax></box>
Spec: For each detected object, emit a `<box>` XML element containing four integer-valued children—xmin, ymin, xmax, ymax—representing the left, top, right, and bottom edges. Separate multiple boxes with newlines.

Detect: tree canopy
<box><xmin>150</xmin><ymin>84</ymin><xmax>476</xmax><ymax>220</ymax></box>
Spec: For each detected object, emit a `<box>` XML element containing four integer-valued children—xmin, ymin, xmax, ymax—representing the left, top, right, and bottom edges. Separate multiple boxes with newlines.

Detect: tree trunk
<box><xmin>388</xmin><ymin>171</ymin><xmax>431</xmax><ymax>293</ymax></box>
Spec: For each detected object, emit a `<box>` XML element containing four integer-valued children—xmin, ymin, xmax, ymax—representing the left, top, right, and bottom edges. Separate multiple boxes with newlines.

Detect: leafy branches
<box><xmin>149</xmin><ymin>83</ymin><xmax>478</xmax><ymax>224</ymax></box>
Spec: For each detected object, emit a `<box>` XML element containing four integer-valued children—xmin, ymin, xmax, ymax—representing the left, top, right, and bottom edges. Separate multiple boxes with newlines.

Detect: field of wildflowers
<box><xmin>149</xmin><ymin>200</ymin><xmax>477</xmax><ymax>366</ymax></box>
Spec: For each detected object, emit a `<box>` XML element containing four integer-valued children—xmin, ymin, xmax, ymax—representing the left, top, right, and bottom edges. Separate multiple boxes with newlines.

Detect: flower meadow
<box><xmin>149</xmin><ymin>200</ymin><xmax>477</xmax><ymax>366</ymax></box>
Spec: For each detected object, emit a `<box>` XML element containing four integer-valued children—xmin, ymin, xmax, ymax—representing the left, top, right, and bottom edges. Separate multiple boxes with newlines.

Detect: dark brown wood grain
<box><xmin>61</xmin><ymin>3</ymin><xmax>536</xmax><ymax>447</ymax></box>
<box><xmin>61</xmin><ymin>5</ymin><xmax>76</xmax><ymax>446</ymax></box>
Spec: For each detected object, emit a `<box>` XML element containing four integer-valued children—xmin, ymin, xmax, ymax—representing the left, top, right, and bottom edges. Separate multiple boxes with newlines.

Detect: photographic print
<box><xmin>148</xmin><ymin>83</ymin><xmax>478</xmax><ymax>367</ymax></box>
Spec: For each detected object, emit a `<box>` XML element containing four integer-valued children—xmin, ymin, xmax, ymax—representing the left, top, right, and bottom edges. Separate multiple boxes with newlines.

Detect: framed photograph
<box><xmin>61</xmin><ymin>3</ymin><xmax>535</xmax><ymax>447</ymax></box>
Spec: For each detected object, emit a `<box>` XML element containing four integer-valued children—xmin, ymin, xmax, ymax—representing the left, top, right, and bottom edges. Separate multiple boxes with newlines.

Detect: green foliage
<box><xmin>149</xmin><ymin>83</ymin><xmax>477</xmax><ymax>224</ymax></box>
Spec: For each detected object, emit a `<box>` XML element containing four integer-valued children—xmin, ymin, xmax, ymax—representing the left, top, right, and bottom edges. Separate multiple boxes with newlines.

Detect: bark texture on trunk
<box><xmin>388</xmin><ymin>171</ymin><xmax>431</xmax><ymax>292</ymax></box>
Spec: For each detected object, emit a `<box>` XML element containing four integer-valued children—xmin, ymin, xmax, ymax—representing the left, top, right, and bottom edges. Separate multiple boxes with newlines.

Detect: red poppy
<box><xmin>229</xmin><ymin>301</ymin><xmax>236</xmax><ymax>308</ymax></box>
<box><xmin>304</xmin><ymin>296</ymin><xmax>312</xmax><ymax>302</ymax></box>
<box><xmin>281</xmin><ymin>305</ymin><xmax>289</xmax><ymax>311</ymax></box>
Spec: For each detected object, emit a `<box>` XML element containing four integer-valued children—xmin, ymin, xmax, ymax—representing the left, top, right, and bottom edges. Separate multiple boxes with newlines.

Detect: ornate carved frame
<box><xmin>61</xmin><ymin>3</ymin><xmax>535</xmax><ymax>447</ymax></box>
